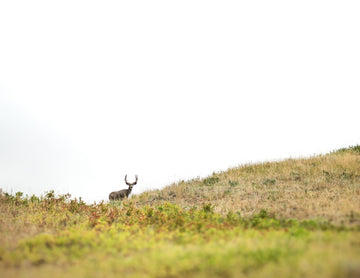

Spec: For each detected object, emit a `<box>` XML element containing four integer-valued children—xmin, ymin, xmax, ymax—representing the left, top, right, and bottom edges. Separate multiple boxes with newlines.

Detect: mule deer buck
<box><xmin>109</xmin><ymin>175</ymin><xmax>138</xmax><ymax>201</ymax></box>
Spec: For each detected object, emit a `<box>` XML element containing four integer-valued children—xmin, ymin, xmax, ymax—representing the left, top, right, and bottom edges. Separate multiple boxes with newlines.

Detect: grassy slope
<box><xmin>0</xmin><ymin>146</ymin><xmax>360</xmax><ymax>277</ymax></box>
<box><xmin>133</xmin><ymin>146</ymin><xmax>360</xmax><ymax>225</ymax></box>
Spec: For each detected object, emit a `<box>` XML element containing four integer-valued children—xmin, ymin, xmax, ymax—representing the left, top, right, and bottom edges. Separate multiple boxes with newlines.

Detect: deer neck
<box><xmin>126</xmin><ymin>187</ymin><xmax>133</xmax><ymax>197</ymax></box>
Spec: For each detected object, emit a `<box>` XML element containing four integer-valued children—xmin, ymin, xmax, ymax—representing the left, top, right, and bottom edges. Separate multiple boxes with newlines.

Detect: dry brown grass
<box><xmin>130</xmin><ymin>149</ymin><xmax>360</xmax><ymax>225</ymax></box>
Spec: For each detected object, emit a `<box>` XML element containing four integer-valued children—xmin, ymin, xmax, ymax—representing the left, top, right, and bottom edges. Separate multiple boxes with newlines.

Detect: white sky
<box><xmin>0</xmin><ymin>1</ymin><xmax>359</xmax><ymax>202</ymax></box>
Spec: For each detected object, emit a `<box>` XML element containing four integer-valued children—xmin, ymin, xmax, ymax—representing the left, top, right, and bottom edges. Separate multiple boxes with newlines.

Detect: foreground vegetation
<box><xmin>1</xmin><ymin>146</ymin><xmax>360</xmax><ymax>277</ymax></box>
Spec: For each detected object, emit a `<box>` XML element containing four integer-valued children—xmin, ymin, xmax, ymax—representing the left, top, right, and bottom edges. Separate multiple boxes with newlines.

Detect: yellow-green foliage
<box><xmin>1</xmin><ymin>194</ymin><xmax>360</xmax><ymax>277</ymax></box>
<box><xmin>0</xmin><ymin>146</ymin><xmax>360</xmax><ymax>277</ymax></box>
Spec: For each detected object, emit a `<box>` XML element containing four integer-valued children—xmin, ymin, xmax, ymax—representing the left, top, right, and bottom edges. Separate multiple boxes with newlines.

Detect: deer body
<box><xmin>109</xmin><ymin>175</ymin><xmax>138</xmax><ymax>201</ymax></box>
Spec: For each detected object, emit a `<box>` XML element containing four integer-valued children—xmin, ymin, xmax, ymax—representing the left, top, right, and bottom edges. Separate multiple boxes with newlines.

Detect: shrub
<box><xmin>203</xmin><ymin>176</ymin><xmax>220</xmax><ymax>186</ymax></box>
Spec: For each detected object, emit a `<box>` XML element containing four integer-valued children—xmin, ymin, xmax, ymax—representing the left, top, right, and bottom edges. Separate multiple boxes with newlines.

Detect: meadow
<box><xmin>1</xmin><ymin>146</ymin><xmax>360</xmax><ymax>277</ymax></box>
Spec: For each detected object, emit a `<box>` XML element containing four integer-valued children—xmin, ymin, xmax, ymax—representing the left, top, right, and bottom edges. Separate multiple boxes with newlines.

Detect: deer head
<box><xmin>109</xmin><ymin>175</ymin><xmax>138</xmax><ymax>201</ymax></box>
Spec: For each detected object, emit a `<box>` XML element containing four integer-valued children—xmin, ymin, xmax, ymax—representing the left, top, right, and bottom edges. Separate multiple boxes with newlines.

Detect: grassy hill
<box><xmin>0</xmin><ymin>146</ymin><xmax>359</xmax><ymax>277</ymax></box>
<box><xmin>133</xmin><ymin>145</ymin><xmax>360</xmax><ymax>225</ymax></box>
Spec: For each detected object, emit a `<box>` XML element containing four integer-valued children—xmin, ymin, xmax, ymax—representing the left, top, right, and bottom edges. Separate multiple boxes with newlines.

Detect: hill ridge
<box><xmin>130</xmin><ymin>146</ymin><xmax>360</xmax><ymax>225</ymax></box>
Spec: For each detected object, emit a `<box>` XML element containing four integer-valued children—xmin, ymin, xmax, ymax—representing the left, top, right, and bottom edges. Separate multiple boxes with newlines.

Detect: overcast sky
<box><xmin>1</xmin><ymin>1</ymin><xmax>359</xmax><ymax>202</ymax></box>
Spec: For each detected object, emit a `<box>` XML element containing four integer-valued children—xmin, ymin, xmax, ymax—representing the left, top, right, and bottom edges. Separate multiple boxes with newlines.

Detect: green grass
<box><xmin>1</xmin><ymin>146</ymin><xmax>360</xmax><ymax>277</ymax></box>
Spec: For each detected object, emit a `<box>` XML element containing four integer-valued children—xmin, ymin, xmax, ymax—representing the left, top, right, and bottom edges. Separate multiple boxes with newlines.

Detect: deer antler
<box><xmin>125</xmin><ymin>175</ymin><xmax>138</xmax><ymax>186</ymax></box>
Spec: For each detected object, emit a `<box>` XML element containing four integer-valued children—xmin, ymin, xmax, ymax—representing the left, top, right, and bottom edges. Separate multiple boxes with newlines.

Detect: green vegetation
<box><xmin>1</xmin><ymin>146</ymin><xmax>360</xmax><ymax>277</ymax></box>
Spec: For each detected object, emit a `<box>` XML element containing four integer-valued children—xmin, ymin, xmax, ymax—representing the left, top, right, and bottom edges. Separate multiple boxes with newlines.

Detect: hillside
<box><xmin>0</xmin><ymin>146</ymin><xmax>359</xmax><ymax>278</ymax></box>
<box><xmin>131</xmin><ymin>146</ymin><xmax>360</xmax><ymax>225</ymax></box>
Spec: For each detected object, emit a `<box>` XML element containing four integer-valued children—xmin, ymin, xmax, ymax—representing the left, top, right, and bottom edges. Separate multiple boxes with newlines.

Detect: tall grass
<box><xmin>132</xmin><ymin>146</ymin><xmax>360</xmax><ymax>225</ymax></box>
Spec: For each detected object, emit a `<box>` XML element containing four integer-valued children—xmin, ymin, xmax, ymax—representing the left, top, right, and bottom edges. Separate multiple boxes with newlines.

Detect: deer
<box><xmin>109</xmin><ymin>175</ymin><xmax>138</xmax><ymax>201</ymax></box>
